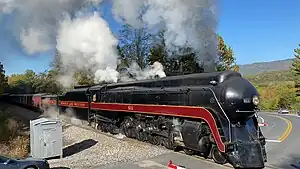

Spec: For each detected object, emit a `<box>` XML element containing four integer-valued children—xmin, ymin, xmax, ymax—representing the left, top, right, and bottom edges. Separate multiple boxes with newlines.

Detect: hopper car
<box><xmin>1</xmin><ymin>71</ymin><xmax>267</xmax><ymax>169</ymax></box>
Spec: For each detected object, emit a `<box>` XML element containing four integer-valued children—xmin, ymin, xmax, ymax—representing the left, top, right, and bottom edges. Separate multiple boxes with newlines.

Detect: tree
<box><xmin>7</xmin><ymin>69</ymin><xmax>37</xmax><ymax>93</ymax></box>
<box><xmin>147</xmin><ymin>30</ymin><xmax>203</xmax><ymax>75</ymax></box>
<box><xmin>256</xmin><ymin>84</ymin><xmax>279</xmax><ymax>110</ymax></box>
<box><xmin>148</xmin><ymin>30</ymin><xmax>168</xmax><ymax>66</ymax></box>
<box><xmin>168</xmin><ymin>47</ymin><xmax>204</xmax><ymax>74</ymax></box>
<box><xmin>255</xmin><ymin>82</ymin><xmax>297</xmax><ymax>110</ymax></box>
<box><xmin>73</xmin><ymin>68</ymin><xmax>94</xmax><ymax>85</ymax></box>
<box><xmin>116</xmin><ymin>45</ymin><xmax>130</xmax><ymax>72</ymax></box>
<box><xmin>33</xmin><ymin>71</ymin><xmax>62</xmax><ymax>94</ymax></box>
<box><xmin>217</xmin><ymin>35</ymin><xmax>239</xmax><ymax>72</ymax></box>
<box><xmin>49</xmin><ymin>50</ymin><xmax>64</xmax><ymax>76</ymax></box>
<box><xmin>291</xmin><ymin>44</ymin><xmax>300</xmax><ymax>96</ymax></box>
<box><xmin>0</xmin><ymin>62</ymin><xmax>8</xmax><ymax>94</ymax></box>
<box><xmin>276</xmin><ymin>84</ymin><xmax>297</xmax><ymax>109</ymax></box>
<box><xmin>118</xmin><ymin>24</ymin><xmax>152</xmax><ymax>69</ymax></box>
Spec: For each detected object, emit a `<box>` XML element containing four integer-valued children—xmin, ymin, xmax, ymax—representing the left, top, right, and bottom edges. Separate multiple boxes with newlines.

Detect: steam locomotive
<box><xmin>2</xmin><ymin>70</ymin><xmax>267</xmax><ymax>169</ymax></box>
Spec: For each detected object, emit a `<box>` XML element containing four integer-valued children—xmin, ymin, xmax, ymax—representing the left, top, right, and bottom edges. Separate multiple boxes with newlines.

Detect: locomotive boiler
<box><xmin>57</xmin><ymin>70</ymin><xmax>267</xmax><ymax>169</ymax></box>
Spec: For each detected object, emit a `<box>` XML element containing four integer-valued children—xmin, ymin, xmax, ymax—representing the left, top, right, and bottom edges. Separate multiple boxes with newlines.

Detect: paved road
<box><xmin>258</xmin><ymin>112</ymin><xmax>300</xmax><ymax>169</ymax></box>
<box><xmin>103</xmin><ymin>113</ymin><xmax>300</xmax><ymax>169</ymax></box>
<box><xmin>105</xmin><ymin>152</ymin><xmax>232</xmax><ymax>169</ymax></box>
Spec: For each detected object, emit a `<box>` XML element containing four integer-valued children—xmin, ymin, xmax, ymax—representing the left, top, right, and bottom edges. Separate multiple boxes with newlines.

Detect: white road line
<box><xmin>265</xmin><ymin>139</ymin><xmax>281</xmax><ymax>143</ymax></box>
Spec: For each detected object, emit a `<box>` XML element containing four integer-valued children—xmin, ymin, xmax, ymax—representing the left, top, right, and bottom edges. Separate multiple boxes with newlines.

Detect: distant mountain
<box><xmin>239</xmin><ymin>58</ymin><xmax>294</xmax><ymax>76</ymax></box>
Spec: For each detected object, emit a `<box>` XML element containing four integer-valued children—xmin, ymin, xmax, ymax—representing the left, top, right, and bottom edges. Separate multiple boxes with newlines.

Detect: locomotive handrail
<box><xmin>236</xmin><ymin>110</ymin><xmax>255</xmax><ymax>113</ymax></box>
<box><xmin>203</xmin><ymin>87</ymin><xmax>232</xmax><ymax>143</ymax></box>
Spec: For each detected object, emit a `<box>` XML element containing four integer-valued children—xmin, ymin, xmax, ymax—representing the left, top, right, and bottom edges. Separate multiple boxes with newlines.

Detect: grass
<box><xmin>0</xmin><ymin>108</ymin><xmax>30</xmax><ymax>158</ymax></box>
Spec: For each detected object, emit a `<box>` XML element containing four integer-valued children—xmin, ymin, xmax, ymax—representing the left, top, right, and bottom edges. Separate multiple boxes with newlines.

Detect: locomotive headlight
<box><xmin>252</xmin><ymin>95</ymin><xmax>259</xmax><ymax>105</ymax></box>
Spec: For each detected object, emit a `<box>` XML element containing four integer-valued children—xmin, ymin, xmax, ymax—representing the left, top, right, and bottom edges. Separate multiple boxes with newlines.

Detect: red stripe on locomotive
<box><xmin>59</xmin><ymin>101</ymin><xmax>88</xmax><ymax>108</ymax></box>
<box><xmin>59</xmin><ymin>101</ymin><xmax>225</xmax><ymax>152</ymax></box>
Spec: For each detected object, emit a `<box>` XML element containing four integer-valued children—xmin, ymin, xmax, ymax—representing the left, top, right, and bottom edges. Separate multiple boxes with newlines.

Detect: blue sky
<box><xmin>1</xmin><ymin>0</ymin><xmax>300</xmax><ymax>75</ymax></box>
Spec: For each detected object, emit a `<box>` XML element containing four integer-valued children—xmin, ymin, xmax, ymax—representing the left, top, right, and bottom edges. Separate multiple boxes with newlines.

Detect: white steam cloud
<box><xmin>0</xmin><ymin>0</ymin><xmax>219</xmax><ymax>87</ymax></box>
<box><xmin>112</xmin><ymin>0</ymin><xmax>219</xmax><ymax>71</ymax></box>
<box><xmin>0</xmin><ymin>0</ymin><xmax>103</xmax><ymax>54</ymax></box>
<box><xmin>120</xmin><ymin>61</ymin><xmax>166</xmax><ymax>82</ymax></box>
<box><xmin>56</xmin><ymin>12</ymin><xmax>120</xmax><ymax>84</ymax></box>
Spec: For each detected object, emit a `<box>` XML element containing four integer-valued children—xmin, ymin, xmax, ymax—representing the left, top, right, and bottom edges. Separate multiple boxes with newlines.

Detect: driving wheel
<box><xmin>211</xmin><ymin>145</ymin><xmax>227</xmax><ymax>164</ymax></box>
<box><xmin>183</xmin><ymin>148</ymin><xmax>195</xmax><ymax>155</ymax></box>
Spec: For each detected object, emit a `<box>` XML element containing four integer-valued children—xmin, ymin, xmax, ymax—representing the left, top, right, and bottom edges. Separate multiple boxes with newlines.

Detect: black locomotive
<box><xmin>3</xmin><ymin>70</ymin><xmax>267</xmax><ymax>168</ymax></box>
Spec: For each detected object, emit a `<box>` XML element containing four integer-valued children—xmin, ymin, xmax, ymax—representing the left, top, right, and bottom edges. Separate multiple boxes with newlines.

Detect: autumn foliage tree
<box><xmin>217</xmin><ymin>35</ymin><xmax>239</xmax><ymax>72</ymax></box>
<box><xmin>256</xmin><ymin>83</ymin><xmax>297</xmax><ymax>110</ymax></box>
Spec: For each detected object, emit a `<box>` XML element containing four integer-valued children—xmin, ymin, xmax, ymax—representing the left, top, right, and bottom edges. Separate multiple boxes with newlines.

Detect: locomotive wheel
<box><xmin>161</xmin><ymin>137</ymin><xmax>169</xmax><ymax>148</ymax></box>
<box><xmin>198</xmin><ymin>136</ymin><xmax>212</xmax><ymax>159</ymax></box>
<box><xmin>103</xmin><ymin>123</ymin><xmax>111</xmax><ymax>133</ymax></box>
<box><xmin>121</xmin><ymin>117</ymin><xmax>135</xmax><ymax>138</ymax></box>
<box><xmin>211</xmin><ymin>145</ymin><xmax>227</xmax><ymax>165</ymax></box>
<box><xmin>165</xmin><ymin>130</ymin><xmax>180</xmax><ymax>151</ymax></box>
<box><xmin>183</xmin><ymin>148</ymin><xmax>195</xmax><ymax>155</ymax></box>
<box><xmin>97</xmin><ymin>123</ymin><xmax>106</xmax><ymax>132</ymax></box>
<box><xmin>136</xmin><ymin>130</ymin><xmax>147</xmax><ymax>141</ymax></box>
<box><xmin>136</xmin><ymin>122</ymin><xmax>147</xmax><ymax>141</ymax></box>
<box><xmin>148</xmin><ymin>135</ymin><xmax>160</xmax><ymax>145</ymax></box>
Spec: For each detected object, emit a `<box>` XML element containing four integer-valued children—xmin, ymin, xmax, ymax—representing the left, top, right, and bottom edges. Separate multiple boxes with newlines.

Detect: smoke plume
<box><xmin>0</xmin><ymin>0</ymin><xmax>103</xmax><ymax>54</ymax></box>
<box><xmin>56</xmin><ymin>12</ymin><xmax>120</xmax><ymax>84</ymax></box>
<box><xmin>112</xmin><ymin>0</ymin><xmax>219</xmax><ymax>72</ymax></box>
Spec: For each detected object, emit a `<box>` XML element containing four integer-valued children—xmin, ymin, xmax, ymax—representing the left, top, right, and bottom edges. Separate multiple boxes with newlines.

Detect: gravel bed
<box><xmin>49</xmin><ymin>124</ymin><xmax>171</xmax><ymax>169</ymax></box>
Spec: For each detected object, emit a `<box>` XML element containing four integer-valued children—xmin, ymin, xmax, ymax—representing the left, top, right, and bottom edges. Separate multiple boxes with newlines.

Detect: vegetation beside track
<box><xmin>0</xmin><ymin>105</ymin><xmax>30</xmax><ymax>158</ymax></box>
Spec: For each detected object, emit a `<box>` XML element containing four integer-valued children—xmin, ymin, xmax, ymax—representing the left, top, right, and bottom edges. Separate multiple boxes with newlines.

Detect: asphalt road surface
<box><xmin>103</xmin><ymin>113</ymin><xmax>300</xmax><ymax>169</ymax></box>
<box><xmin>258</xmin><ymin>112</ymin><xmax>300</xmax><ymax>169</ymax></box>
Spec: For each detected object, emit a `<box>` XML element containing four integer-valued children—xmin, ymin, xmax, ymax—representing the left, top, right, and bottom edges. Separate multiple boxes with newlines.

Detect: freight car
<box><xmin>4</xmin><ymin>70</ymin><xmax>267</xmax><ymax>169</ymax></box>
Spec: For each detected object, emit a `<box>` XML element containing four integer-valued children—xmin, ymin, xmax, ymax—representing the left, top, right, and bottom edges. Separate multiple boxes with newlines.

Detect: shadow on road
<box><xmin>63</xmin><ymin>139</ymin><xmax>98</xmax><ymax>158</ymax></box>
<box><xmin>273</xmin><ymin>154</ymin><xmax>300</xmax><ymax>169</ymax></box>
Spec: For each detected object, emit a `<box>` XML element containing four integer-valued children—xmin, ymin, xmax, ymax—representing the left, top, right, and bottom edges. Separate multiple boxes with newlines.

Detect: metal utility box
<box><xmin>30</xmin><ymin>117</ymin><xmax>63</xmax><ymax>159</ymax></box>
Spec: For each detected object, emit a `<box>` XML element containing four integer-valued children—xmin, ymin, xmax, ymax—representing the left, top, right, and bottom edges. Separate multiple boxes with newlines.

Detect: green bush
<box><xmin>0</xmin><ymin>110</ymin><xmax>10</xmax><ymax>142</ymax></box>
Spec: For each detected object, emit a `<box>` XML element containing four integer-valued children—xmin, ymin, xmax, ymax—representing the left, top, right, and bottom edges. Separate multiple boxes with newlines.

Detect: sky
<box><xmin>1</xmin><ymin>0</ymin><xmax>300</xmax><ymax>75</ymax></box>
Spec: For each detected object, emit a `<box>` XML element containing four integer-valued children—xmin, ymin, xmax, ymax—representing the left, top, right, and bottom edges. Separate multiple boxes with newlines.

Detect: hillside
<box><xmin>245</xmin><ymin>70</ymin><xmax>294</xmax><ymax>85</ymax></box>
<box><xmin>239</xmin><ymin>58</ymin><xmax>293</xmax><ymax>76</ymax></box>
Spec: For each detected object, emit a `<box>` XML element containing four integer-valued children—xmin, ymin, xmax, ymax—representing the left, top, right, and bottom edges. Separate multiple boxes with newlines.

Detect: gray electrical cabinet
<box><xmin>30</xmin><ymin>118</ymin><xmax>63</xmax><ymax>159</ymax></box>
